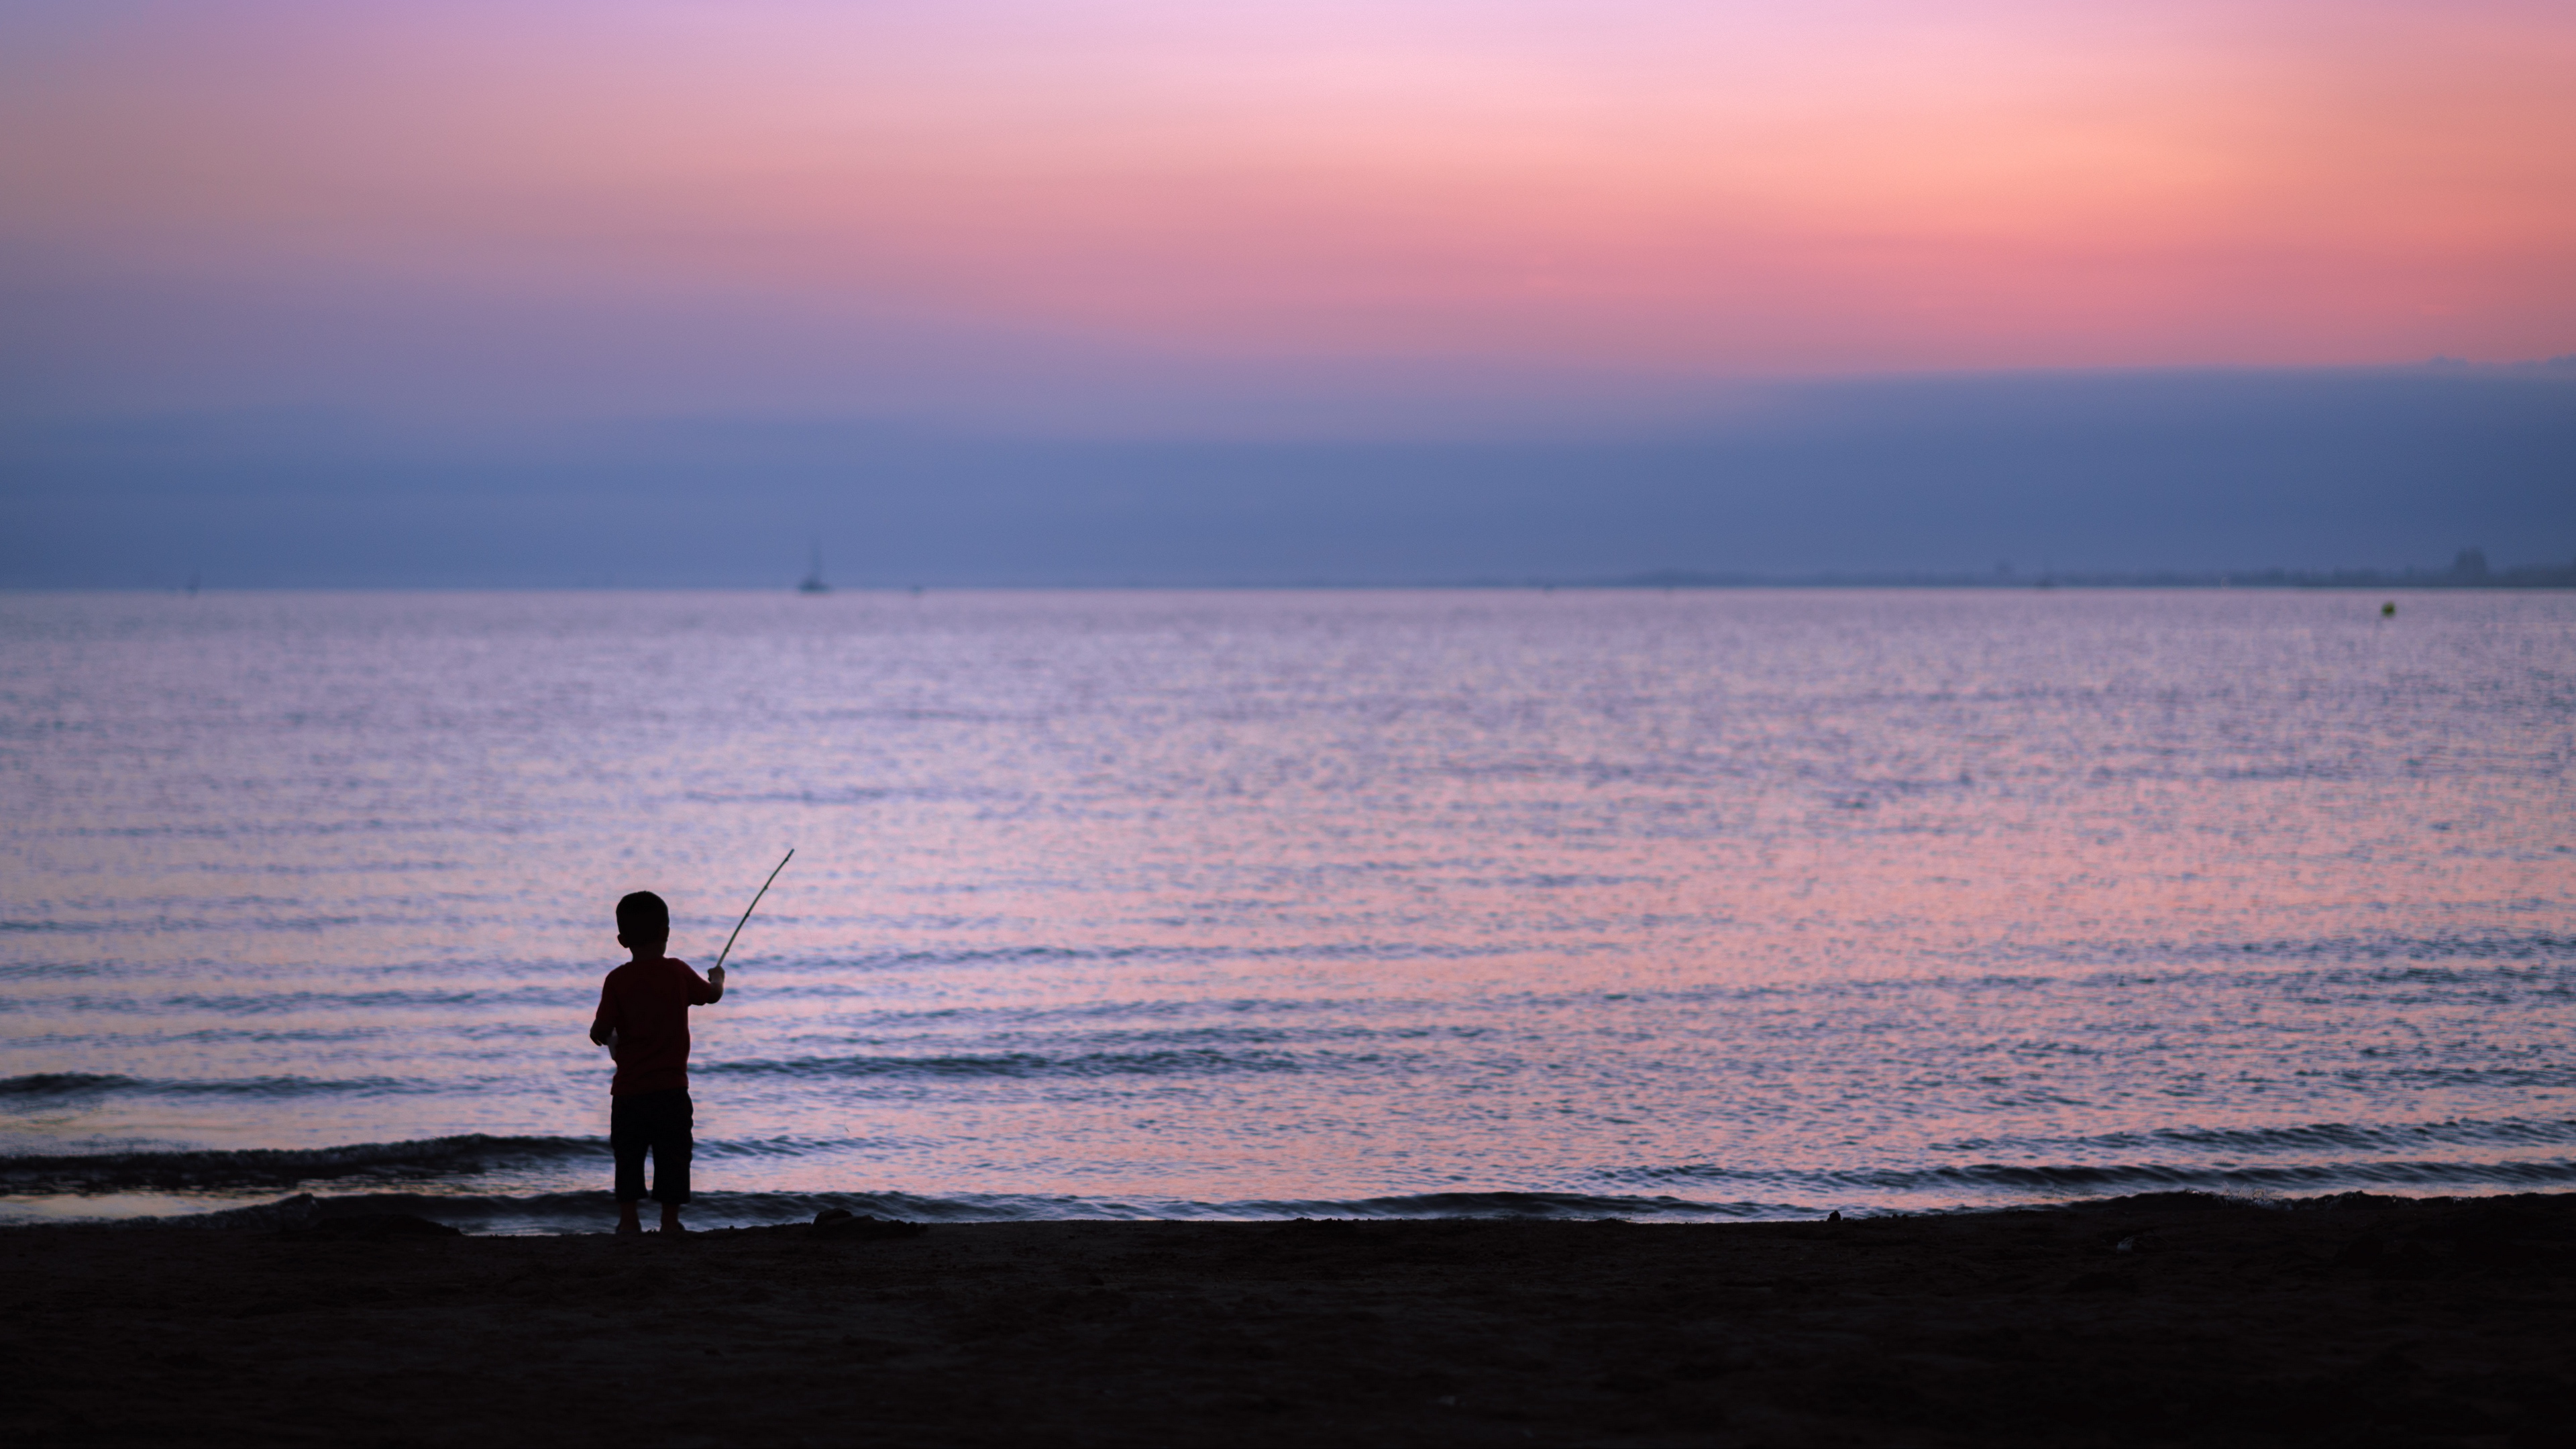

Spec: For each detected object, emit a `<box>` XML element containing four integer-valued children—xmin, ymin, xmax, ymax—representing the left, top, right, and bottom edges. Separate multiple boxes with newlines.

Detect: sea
<box><xmin>2</xmin><ymin>588</ymin><xmax>2570</xmax><ymax>1232</ymax></box>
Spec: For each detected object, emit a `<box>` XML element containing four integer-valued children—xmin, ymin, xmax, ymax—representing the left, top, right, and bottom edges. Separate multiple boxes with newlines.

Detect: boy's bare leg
<box><xmin>659</xmin><ymin>1203</ymin><xmax>686</xmax><ymax>1234</ymax></box>
<box><xmin>616</xmin><ymin>1201</ymin><xmax>642</xmax><ymax>1235</ymax></box>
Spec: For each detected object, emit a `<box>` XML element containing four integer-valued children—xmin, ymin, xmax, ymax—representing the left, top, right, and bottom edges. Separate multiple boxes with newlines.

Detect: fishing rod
<box><xmin>712</xmin><ymin>848</ymin><xmax>795</xmax><ymax>975</ymax></box>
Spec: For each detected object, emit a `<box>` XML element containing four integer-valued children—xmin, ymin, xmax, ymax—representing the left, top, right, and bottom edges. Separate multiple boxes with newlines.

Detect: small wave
<box><xmin>0</xmin><ymin>918</ymin><xmax>125</xmax><ymax>934</ymax></box>
<box><xmin>1610</xmin><ymin>1158</ymin><xmax>2576</xmax><ymax>1194</ymax></box>
<box><xmin>2178</xmin><ymin>932</ymin><xmax>2576</xmax><ymax>966</ymax></box>
<box><xmin>2335</xmin><ymin>1066</ymin><xmax>2576</xmax><ymax>1090</ymax></box>
<box><xmin>1936</xmin><ymin>1117</ymin><xmax>2576</xmax><ymax>1157</ymax></box>
<box><xmin>0</xmin><ymin>1134</ymin><xmax>603</xmax><ymax>1194</ymax></box>
<box><xmin>756</xmin><ymin>941</ymin><xmax>1527</xmax><ymax>973</ymax></box>
<box><xmin>680</xmin><ymin>784</ymin><xmax>987</xmax><ymax>806</ymax></box>
<box><xmin>0</xmin><ymin>1072</ymin><xmax>139</xmax><ymax>1096</ymax></box>
<box><xmin>704</xmin><ymin>1049</ymin><xmax>1306</xmax><ymax>1080</ymax></box>
<box><xmin>0</xmin><ymin>1072</ymin><xmax>434</xmax><ymax>1102</ymax></box>
<box><xmin>154</xmin><ymin>988</ymin><xmax>588</xmax><ymax>1015</ymax></box>
<box><xmin>1218</xmin><ymin>1191</ymin><xmax>1790</xmax><ymax>1222</ymax></box>
<box><xmin>1470</xmin><ymin>874</ymin><xmax>1656</xmax><ymax>890</ymax></box>
<box><xmin>64</xmin><ymin>1187</ymin><xmax>1815</xmax><ymax>1233</ymax></box>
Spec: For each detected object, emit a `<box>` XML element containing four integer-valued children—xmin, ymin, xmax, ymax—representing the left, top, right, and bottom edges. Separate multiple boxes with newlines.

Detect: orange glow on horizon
<box><xmin>3</xmin><ymin>0</ymin><xmax>2571</xmax><ymax>376</ymax></box>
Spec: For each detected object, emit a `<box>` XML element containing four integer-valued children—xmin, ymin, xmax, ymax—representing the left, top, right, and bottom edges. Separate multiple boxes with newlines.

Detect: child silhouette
<box><xmin>588</xmin><ymin>891</ymin><xmax>724</xmax><ymax>1234</ymax></box>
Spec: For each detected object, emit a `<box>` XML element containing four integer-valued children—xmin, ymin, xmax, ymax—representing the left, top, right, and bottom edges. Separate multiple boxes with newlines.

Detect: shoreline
<box><xmin>9</xmin><ymin>1189</ymin><xmax>2569</xmax><ymax>1445</ymax></box>
<box><xmin>14</xmin><ymin>1179</ymin><xmax>2573</xmax><ymax>1236</ymax></box>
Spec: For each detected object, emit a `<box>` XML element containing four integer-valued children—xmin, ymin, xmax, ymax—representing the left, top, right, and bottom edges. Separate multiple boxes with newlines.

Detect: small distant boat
<box><xmin>798</xmin><ymin>543</ymin><xmax>830</xmax><ymax>595</ymax></box>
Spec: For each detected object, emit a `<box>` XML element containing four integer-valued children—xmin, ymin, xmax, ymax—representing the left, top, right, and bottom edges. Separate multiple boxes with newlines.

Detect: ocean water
<box><xmin>1</xmin><ymin>588</ymin><xmax>2570</xmax><ymax>1232</ymax></box>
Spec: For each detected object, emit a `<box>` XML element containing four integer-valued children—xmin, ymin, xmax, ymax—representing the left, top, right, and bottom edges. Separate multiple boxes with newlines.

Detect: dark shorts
<box><xmin>609</xmin><ymin>1088</ymin><xmax>692</xmax><ymax>1204</ymax></box>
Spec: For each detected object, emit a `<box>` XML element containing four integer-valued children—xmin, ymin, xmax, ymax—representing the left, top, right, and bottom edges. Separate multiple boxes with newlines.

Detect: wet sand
<box><xmin>5</xmin><ymin>1192</ymin><xmax>2571</xmax><ymax>1446</ymax></box>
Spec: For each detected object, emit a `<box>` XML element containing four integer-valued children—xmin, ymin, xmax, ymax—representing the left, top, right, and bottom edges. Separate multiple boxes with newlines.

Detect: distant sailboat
<box><xmin>798</xmin><ymin>543</ymin><xmax>830</xmax><ymax>595</ymax></box>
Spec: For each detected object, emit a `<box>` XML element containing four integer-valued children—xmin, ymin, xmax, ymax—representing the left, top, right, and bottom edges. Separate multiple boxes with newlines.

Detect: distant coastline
<box><xmin>1456</xmin><ymin>549</ymin><xmax>2576</xmax><ymax>590</ymax></box>
<box><xmin>1570</xmin><ymin>555</ymin><xmax>2576</xmax><ymax>591</ymax></box>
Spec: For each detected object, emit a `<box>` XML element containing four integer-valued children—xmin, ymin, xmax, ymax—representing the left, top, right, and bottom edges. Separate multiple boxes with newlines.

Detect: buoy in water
<box><xmin>2381</xmin><ymin>601</ymin><xmax>2396</xmax><ymax>617</ymax></box>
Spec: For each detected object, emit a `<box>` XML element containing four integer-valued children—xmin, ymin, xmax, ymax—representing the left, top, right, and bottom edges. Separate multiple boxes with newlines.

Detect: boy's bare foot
<box><xmin>660</xmin><ymin>1208</ymin><xmax>686</xmax><ymax>1234</ymax></box>
<box><xmin>616</xmin><ymin>1203</ymin><xmax>643</xmax><ymax>1235</ymax></box>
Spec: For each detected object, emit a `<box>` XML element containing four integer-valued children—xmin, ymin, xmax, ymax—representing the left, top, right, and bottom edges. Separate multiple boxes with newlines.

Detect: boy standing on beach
<box><xmin>589</xmin><ymin>891</ymin><xmax>724</xmax><ymax>1234</ymax></box>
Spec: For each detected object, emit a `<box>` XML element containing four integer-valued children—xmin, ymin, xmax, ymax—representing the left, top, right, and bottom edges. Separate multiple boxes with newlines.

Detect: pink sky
<box><xmin>5</xmin><ymin>0</ymin><xmax>2572</xmax><ymax>396</ymax></box>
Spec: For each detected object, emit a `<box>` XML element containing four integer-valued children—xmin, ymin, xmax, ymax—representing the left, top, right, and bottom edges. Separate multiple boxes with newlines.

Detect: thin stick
<box><xmin>712</xmin><ymin>849</ymin><xmax>794</xmax><ymax>973</ymax></box>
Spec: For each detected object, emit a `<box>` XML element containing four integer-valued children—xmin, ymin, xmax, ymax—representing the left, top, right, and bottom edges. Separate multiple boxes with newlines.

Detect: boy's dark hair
<box><xmin>616</xmin><ymin>891</ymin><xmax>671</xmax><ymax>940</ymax></box>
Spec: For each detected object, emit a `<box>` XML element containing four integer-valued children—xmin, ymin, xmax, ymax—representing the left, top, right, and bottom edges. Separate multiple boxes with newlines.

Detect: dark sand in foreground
<box><xmin>7</xmin><ymin>1192</ymin><xmax>2571</xmax><ymax>1446</ymax></box>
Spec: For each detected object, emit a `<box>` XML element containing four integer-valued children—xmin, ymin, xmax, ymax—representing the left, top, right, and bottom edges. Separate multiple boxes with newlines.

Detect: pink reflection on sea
<box><xmin>1</xmin><ymin>589</ymin><xmax>2569</xmax><ymax>1224</ymax></box>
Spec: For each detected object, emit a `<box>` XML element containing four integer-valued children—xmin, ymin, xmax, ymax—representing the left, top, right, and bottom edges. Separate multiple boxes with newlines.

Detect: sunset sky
<box><xmin>3</xmin><ymin>1</ymin><xmax>2571</xmax><ymax>581</ymax></box>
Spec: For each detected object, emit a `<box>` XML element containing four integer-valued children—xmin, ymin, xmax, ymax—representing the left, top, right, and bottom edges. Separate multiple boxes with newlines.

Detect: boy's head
<box><xmin>615</xmin><ymin>891</ymin><xmax>670</xmax><ymax>954</ymax></box>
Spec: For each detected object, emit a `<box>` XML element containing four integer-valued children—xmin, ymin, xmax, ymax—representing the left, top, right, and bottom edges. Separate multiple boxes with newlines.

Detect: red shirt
<box><xmin>593</xmin><ymin>956</ymin><xmax>720</xmax><ymax>1095</ymax></box>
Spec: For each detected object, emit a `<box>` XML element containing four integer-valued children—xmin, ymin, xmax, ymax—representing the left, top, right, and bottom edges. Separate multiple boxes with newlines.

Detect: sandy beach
<box><xmin>6</xmin><ymin>1191</ymin><xmax>2569</xmax><ymax>1446</ymax></box>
